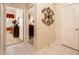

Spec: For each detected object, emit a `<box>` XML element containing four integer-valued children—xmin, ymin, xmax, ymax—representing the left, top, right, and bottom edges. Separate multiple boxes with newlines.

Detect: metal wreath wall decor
<box><xmin>42</xmin><ymin>7</ymin><xmax>54</xmax><ymax>26</ymax></box>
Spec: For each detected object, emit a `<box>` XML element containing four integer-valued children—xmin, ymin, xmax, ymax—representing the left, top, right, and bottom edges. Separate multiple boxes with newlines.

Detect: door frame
<box><xmin>24</xmin><ymin>3</ymin><xmax>37</xmax><ymax>50</ymax></box>
<box><xmin>0</xmin><ymin>3</ymin><xmax>6</xmax><ymax>54</ymax></box>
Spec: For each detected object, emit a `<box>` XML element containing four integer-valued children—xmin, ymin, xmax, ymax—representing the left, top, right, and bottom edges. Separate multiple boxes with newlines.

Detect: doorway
<box><xmin>28</xmin><ymin>5</ymin><xmax>34</xmax><ymax>46</ymax></box>
<box><xmin>0</xmin><ymin>3</ymin><xmax>37</xmax><ymax>54</ymax></box>
<box><xmin>5</xmin><ymin>4</ymin><xmax>24</xmax><ymax>46</ymax></box>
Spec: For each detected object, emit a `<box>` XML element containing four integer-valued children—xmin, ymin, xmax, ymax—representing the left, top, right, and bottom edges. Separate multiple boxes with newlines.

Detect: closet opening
<box><xmin>28</xmin><ymin>4</ymin><xmax>35</xmax><ymax>46</ymax></box>
<box><xmin>5</xmin><ymin>4</ymin><xmax>24</xmax><ymax>46</ymax></box>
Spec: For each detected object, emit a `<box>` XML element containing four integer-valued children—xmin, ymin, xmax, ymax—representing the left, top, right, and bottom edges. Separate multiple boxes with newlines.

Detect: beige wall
<box><xmin>54</xmin><ymin>4</ymin><xmax>61</xmax><ymax>41</ymax></box>
<box><xmin>36</xmin><ymin>3</ymin><xmax>55</xmax><ymax>50</ymax></box>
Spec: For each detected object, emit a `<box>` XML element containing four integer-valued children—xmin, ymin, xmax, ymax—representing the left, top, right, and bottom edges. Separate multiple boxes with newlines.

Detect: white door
<box><xmin>72</xmin><ymin>4</ymin><xmax>79</xmax><ymax>50</ymax></box>
<box><xmin>61</xmin><ymin>4</ymin><xmax>79</xmax><ymax>50</ymax></box>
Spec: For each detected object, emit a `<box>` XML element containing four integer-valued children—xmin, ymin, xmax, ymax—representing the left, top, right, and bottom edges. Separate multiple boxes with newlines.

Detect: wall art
<box><xmin>42</xmin><ymin>7</ymin><xmax>54</xmax><ymax>26</ymax></box>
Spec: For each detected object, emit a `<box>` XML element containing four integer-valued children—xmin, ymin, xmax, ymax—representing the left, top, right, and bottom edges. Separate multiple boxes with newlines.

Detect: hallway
<box><xmin>5</xmin><ymin>40</ymin><xmax>79</xmax><ymax>55</ymax></box>
<box><xmin>0</xmin><ymin>3</ymin><xmax>79</xmax><ymax>55</ymax></box>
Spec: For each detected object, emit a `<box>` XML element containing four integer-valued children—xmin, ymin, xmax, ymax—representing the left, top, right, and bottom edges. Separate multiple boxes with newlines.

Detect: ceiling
<box><xmin>6</xmin><ymin>3</ymin><xmax>30</xmax><ymax>9</ymax></box>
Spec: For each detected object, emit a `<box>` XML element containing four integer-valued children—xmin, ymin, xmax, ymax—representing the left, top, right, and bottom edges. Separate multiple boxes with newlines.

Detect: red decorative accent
<box><xmin>6</xmin><ymin>27</ymin><xmax>13</xmax><ymax>32</ymax></box>
<box><xmin>6</xmin><ymin>13</ymin><xmax>15</xmax><ymax>18</ymax></box>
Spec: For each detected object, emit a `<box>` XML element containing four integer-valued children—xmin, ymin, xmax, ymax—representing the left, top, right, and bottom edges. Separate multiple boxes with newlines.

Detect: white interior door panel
<box><xmin>61</xmin><ymin>5</ymin><xmax>75</xmax><ymax>49</ymax></box>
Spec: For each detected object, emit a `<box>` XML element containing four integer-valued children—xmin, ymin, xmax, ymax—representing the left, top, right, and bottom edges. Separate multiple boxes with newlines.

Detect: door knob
<box><xmin>75</xmin><ymin>28</ymin><xmax>79</xmax><ymax>31</ymax></box>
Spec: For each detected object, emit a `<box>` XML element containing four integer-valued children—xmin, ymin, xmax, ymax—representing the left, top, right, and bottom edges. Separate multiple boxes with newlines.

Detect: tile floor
<box><xmin>29</xmin><ymin>36</ymin><xmax>34</xmax><ymax>46</ymax></box>
<box><xmin>4</xmin><ymin>40</ymin><xmax>79</xmax><ymax>55</ymax></box>
<box><xmin>6</xmin><ymin>32</ymin><xmax>23</xmax><ymax>46</ymax></box>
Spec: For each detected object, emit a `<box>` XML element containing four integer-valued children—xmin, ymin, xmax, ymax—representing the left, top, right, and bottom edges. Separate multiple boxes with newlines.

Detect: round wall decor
<box><xmin>42</xmin><ymin>7</ymin><xmax>54</xmax><ymax>26</ymax></box>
